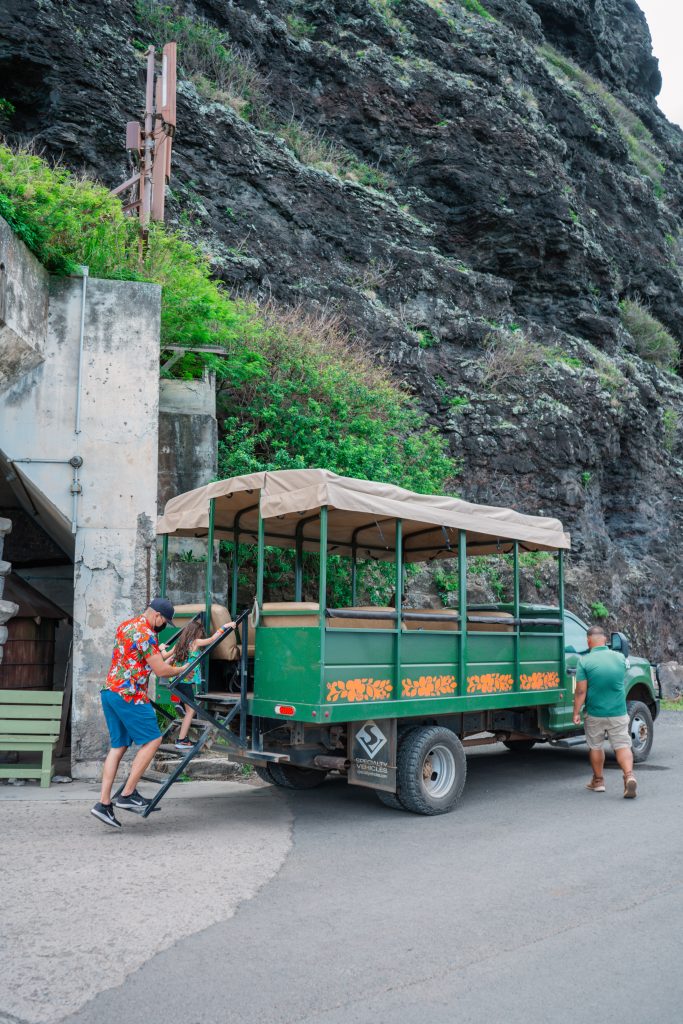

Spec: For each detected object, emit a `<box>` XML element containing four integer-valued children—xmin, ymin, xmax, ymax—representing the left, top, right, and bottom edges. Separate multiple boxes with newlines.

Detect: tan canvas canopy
<box><xmin>157</xmin><ymin>468</ymin><xmax>570</xmax><ymax>561</ymax></box>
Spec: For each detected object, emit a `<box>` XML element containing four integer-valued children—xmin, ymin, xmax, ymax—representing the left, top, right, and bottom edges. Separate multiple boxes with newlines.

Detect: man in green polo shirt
<box><xmin>572</xmin><ymin>624</ymin><xmax>637</xmax><ymax>799</ymax></box>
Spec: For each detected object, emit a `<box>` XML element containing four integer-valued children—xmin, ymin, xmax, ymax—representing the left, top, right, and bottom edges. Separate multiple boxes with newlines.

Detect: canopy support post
<box><xmin>294</xmin><ymin>521</ymin><xmax>304</xmax><ymax>602</ymax></box>
<box><xmin>160</xmin><ymin>533</ymin><xmax>168</xmax><ymax>599</ymax></box>
<box><xmin>204</xmin><ymin>498</ymin><xmax>215</xmax><ymax>633</ymax></box>
<box><xmin>256</xmin><ymin>512</ymin><xmax>265</xmax><ymax>609</ymax></box>
<box><xmin>319</xmin><ymin>506</ymin><xmax>328</xmax><ymax>670</ymax></box>
<box><xmin>558</xmin><ymin>548</ymin><xmax>566</xmax><ymax>682</ymax></box>
<box><xmin>513</xmin><ymin>541</ymin><xmax>520</xmax><ymax>689</ymax></box>
<box><xmin>351</xmin><ymin>545</ymin><xmax>357</xmax><ymax>606</ymax></box>
<box><xmin>558</xmin><ymin>548</ymin><xmax>565</xmax><ymax>614</ymax></box>
<box><xmin>203</xmin><ymin>498</ymin><xmax>215</xmax><ymax>690</ymax></box>
<box><xmin>458</xmin><ymin>530</ymin><xmax>467</xmax><ymax>691</ymax></box>
<box><xmin>395</xmin><ymin>520</ymin><xmax>403</xmax><ymax>702</ymax></box>
<box><xmin>231</xmin><ymin>529</ymin><xmax>239</xmax><ymax>621</ymax></box>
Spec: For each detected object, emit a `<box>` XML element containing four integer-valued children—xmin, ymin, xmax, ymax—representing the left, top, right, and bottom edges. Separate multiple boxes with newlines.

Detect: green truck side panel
<box><xmin>252</xmin><ymin>625</ymin><xmax>569</xmax><ymax>723</ymax></box>
<box><xmin>254</xmin><ymin>627</ymin><xmax>321</xmax><ymax>705</ymax></box>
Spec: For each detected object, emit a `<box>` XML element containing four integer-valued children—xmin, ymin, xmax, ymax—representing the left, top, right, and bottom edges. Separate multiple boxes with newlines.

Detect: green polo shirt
<box><xmin>576</xmin><ymin>645</ymin><xmax>627</xmax><ymax>718</ymax></box>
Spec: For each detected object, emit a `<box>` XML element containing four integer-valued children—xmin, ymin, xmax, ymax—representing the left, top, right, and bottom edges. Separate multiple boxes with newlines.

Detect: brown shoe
<box><xmin>586</xmin><ymin>776</ymin><xmax>606</xmax><ymax>792</ymax></box>
<box><xmin>624</xmin><ymin>773</ymin><xmax>638</xmax><ymax>799</ymax></box>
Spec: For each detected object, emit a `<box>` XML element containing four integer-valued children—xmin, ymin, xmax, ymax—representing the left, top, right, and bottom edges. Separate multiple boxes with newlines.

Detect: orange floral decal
<box><xmin>520</xmin><ymin>671</ymin><xmax>561</xmax><ymax>691</ymax></box>
<box><xmin>401</xmin><ymin>675</ymin><xmax>458</xmax><ymax>697</ymax></box>
<box><xmin>326</xmin><ymin>678</ymin><xmax>393</xmax><ymax>702</ymax></box>
<box><xmin>467</xmin><ymin>673</ymin><xmax>514</xmax><ymax>695</ymax></box>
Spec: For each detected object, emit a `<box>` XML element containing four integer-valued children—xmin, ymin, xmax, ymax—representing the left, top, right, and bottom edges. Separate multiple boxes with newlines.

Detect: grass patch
<box><xmin>461</xmin><ymin>0</ymin><xmax>494</xmax><ymax>19</ymax></box>
<box><xmin>447</xmin><ymin>395</ymin><xmax>471</xmax><ymax>411</ymax></box>
<box><xmin>662</xmin><ymin>700</ymin><xmax>683</xmax><ymax>712</ymax></box>
<box><xmin>539</xmin><ymin>44</ymin><xmax>664</xmax><ymax>183</ymax></box>
<box><xmin>662</xmin><ymin>408</ymin><xmax>679</xmax><ymax>452</ymax></box>
<box><xmin>369</xmin><ymin>0</ymin><xmax>408</xmax><ymax>35</ymax></box>
<box><xmin>619</xmin><ymin>298</ymin><xmax>680</xmax><ymax>369</ymax></box>
<box><xmin>134</xmin><ymin>0</ymin><xmax>266</xmax><ymax>119</ymax></box>
<box><xmin>277</xmin><ymin>120</ymin><xmax>391</xmax><ymax>190</ymax></box>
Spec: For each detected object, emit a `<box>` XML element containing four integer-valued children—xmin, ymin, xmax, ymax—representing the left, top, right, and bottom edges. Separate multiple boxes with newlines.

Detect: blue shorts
<box><xmin>100</xmin><ymin>689</ymin><xmax>162</xmax><ymax>748</ymax></box>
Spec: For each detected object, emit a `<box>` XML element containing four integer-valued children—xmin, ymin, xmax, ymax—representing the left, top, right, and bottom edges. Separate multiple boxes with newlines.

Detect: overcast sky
<box><xmin>638</xmin><ymin>0</ymin><xmax>683</xmax><ymax>127</ymax></box>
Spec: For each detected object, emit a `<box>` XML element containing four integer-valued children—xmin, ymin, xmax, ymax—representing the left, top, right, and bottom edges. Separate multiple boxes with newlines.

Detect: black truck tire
<box><xmin>267</xmin><ymin>763</ymin><xmax>328</xmax><ymax>789</ymax></box>
<box><xmin>376</xmin><ymin>789</ymin><xmax>405</xmax><ymax>810</ymax></box>
<box><xmin>503</xmin><ymin>739</ymin><xmax>537</xmax><ymax>752</ymax></box>
<box><xmin>627</xmin><ymin>700</ymin><xmax>654</xmax><ymax>763</ymax></box>
<box><xmin>396</xmin><ymin>726</ymin><xmax>467</xmax><ymax>815</ymax></box>
<box><xmin>253</xmin><ymin>764</ymin><xmax>275</xmax><ymax>784</ymax></box>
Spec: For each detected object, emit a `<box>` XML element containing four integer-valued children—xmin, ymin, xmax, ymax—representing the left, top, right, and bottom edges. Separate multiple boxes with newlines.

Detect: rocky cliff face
<box><xmin>2</xmin><ymin>0</ymin><xmax>681</xmax><ymax>659</ymax></box>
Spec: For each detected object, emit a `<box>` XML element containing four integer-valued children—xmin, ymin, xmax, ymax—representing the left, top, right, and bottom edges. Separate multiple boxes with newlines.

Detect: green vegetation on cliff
<box><xmin>0</xmin><ymin>145</ymin><xmax>454</xmax><ymax>497</ymax></box>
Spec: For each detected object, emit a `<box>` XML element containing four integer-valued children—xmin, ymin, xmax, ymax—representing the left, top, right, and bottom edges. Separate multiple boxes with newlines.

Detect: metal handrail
<box><xmin>163</xmin><ymin>606</ymin><xmax>251</xmax><ymax>743</ymax></box>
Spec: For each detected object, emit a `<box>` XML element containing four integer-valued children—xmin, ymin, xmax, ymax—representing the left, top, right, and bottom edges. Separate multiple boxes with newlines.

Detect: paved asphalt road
<box><xmin>28</xmin><ymin>715</ymin><xmax>683</xmax><ymax>1023</ymax></box>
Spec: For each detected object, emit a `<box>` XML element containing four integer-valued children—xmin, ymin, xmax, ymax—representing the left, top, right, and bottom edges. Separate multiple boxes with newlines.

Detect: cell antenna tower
<box><xmin>111</xmin><ymin>42</ymin><xmax>177</xmax><ymax>228</ymax></box>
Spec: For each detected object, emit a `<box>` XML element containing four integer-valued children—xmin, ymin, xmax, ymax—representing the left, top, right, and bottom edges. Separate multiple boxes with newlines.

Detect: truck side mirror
<box><xmin>565</xmin><ymin>644</ymin><xmax>577</xmax><ymax>654</ymax></box>
<box><xmin>611</xmin><ymin>631</ymin><xmax>630</xmax><ymax>659</ymax></box>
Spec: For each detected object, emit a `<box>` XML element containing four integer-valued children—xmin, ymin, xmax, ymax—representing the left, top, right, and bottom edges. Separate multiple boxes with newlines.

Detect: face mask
<box><xmin>152</xmin><ymin>622</ymin><xmax>165</xmax><ymax>633</ymax></box>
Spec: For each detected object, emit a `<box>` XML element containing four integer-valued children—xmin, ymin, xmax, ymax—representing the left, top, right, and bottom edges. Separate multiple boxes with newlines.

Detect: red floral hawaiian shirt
<box><xmin>104</xmin><ymin>615</ymin><xmax>159</xmax><ymax>704</ymax></box>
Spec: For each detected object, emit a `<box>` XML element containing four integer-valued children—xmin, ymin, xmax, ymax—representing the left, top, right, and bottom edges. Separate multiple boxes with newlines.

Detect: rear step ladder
<box><xmin>114</xmin><ymin>606</ymin><xmax>263</xmax><ymax>818</ymax></box>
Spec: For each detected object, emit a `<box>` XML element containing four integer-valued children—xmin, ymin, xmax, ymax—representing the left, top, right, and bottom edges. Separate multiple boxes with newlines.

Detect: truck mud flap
<box><xmin>348</xmin><ymin>719</ymin><xmax>397</xmax><ymax>792</ymax></box>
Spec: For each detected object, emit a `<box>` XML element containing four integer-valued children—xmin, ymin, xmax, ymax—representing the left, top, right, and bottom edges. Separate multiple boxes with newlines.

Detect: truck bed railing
<box><xmin>324</xmin><ymin>608</ymin><xmax>561</xmax><ymax>627</ymax></box>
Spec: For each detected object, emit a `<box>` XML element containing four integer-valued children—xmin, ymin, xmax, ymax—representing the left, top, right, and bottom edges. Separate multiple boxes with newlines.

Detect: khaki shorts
<box><xmin>584</xmin><ymin>714</ymin><xmax>632</xmax><ymax>751</ymax></box>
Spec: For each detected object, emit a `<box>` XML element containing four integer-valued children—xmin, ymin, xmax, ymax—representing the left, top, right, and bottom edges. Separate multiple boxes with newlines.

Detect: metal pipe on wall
<box><xmin>72</xmin><ymin>264</ymin><xmax>89</xmax><ymax>534</ymax></box>
<box><xmin>74</xmin><ymin>266</ymin><xmax>89</xmax><ymax>438</ymax></box>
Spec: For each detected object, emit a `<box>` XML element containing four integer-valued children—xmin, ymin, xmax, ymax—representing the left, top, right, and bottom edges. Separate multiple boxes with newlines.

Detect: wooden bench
<box><xmin>0</xmin><ymin>689</ymin><xmax>64</xmax><ymax>788</ymax></box>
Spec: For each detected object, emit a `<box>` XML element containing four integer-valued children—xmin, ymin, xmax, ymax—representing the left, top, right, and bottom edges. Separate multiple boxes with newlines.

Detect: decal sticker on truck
<box><xmin>326</xmin><ymin>678</ymin><xmax>393</xmax><ymax>702</ymax></box>
<box><xmin>520</xmin><ymin>671</ymin><xmax>561</xmax><ymax>690</ymax></box>
<box><xmin>401</xmin><ymin>674</ymin><xmax>458</xmax><ymax>697</ymax></box>
<box><xmin>467</xmin><ymin>673</ymin><xmax>514</xmax><ymax>694</ymax></box>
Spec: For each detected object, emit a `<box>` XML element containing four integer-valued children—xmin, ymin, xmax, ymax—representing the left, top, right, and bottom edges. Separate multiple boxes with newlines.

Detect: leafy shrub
<box><xmin>0</xmin><ymin>144</ymin><xmax>454</xmax><ymax>494</ymax></box>
<box><xmin>217</xmin><ymin>301</ymin><xmax>454</xmax><ymax>492</ymax></box>
<box><xmin>417</xmin><ymin>329</ymin><xmax>438</xmax><ymax>349</ymax></box>
<box><xmin>590</xmin><ymin>601</ymin><xmax>609</xmax><ymax>621</ymax></box>
<box><xmin>0</xmin><ymin>146</ymin><xmax>265</xmax><ymax>384</ymax></box>
<box><xmin>539</xmin><ymin>44</ymin><xmax>664</xmax><ymax>183</ymax></box>
<box><xmin>286</xmin><ymin>14</ymin><xmax>315</xmax><ymax>39</ymax></box>
<box><xmin>619</xmin><ymin>298</ymin><xmax>680</xmax><ymax>369</ymax></box>
<box><xmin>134</xmin><ymin>0</ymin><xmax>266</xmax><ymax>118</ymax></box>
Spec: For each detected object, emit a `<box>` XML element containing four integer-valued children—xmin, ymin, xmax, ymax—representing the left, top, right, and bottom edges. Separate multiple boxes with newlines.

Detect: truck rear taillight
<box><xmin>275</xmin><ymin>704</ymin><xmax>296</xmax><ymax>716</ymax></box>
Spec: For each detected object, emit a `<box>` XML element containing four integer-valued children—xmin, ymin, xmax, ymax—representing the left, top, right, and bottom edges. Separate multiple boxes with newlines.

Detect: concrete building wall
<box><xmin>158</xmin><ymin>371</ymin><xmax>217</xmax><ymax>509</ymax></box>
<box><xmin>0</xmin><ymin>217</ymin><xmax>162</xmax><ymax>776</ymax></box>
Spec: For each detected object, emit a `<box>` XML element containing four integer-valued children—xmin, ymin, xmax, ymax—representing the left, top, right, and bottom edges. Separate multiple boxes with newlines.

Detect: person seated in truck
<box><xmin>572</xmin><ymin>624</ymin><xmax>637</xmax><ymax>799</ymax></box>
<box><xmin>164</xmin><ymin>618</ymin><xmax>234</xmax><ymax>751</ymax></box>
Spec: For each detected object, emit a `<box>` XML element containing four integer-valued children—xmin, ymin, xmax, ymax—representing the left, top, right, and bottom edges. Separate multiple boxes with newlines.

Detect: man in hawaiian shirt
<box><xmin>91</xmin><ymin>598</ymin><xmax>190</xmax><ymax>829</ymax></box>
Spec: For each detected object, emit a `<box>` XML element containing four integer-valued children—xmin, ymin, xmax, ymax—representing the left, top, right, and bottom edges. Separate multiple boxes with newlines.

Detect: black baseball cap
<box><xmin>149</xmin><ymin>597</ymin><xmax>175</xmax><ymax>624</ymax></box>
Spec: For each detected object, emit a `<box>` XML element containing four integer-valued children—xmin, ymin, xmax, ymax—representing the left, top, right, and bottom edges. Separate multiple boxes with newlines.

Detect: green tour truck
<box><xmin>152</xmin><ymin>468</ymin><xmax>660</xmax><ymax>816</ymax></box>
